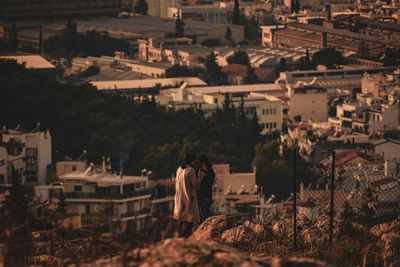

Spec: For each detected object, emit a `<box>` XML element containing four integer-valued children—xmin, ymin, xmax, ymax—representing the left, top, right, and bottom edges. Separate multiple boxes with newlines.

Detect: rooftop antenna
<box><xmin>31</xmin><ymin>122</ymin><xmax>41</xmax><ymax>133</ymax></box>
<box><xmin>76</xmin><ymin>150</ymin><xmax>87</xmax><ymax>161</ymax></box>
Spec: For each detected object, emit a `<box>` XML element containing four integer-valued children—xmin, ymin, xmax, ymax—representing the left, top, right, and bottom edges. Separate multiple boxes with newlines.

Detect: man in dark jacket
<box><xmin>197</xmin><ymin>154</ymin><xmax>215</xmax><ymax>222</ymax></box>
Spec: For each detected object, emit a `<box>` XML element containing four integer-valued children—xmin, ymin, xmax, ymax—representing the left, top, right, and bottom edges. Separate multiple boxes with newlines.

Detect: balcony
<box><xmin>119</xmin><ymin>208</ymin><xmax>151</xmax><ymax>218</ymax></box>
<box><xmin>65</xmin><ymin>189</ymin><xmax>151</xmax><ymax>200</ymax></box>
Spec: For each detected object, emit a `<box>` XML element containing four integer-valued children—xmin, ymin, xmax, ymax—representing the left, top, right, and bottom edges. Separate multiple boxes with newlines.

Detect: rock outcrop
<box><xmin>190</xmin><ymin>215</ymin><xmax>229</xmax><ymax>242</ymax></box>
<box><xmin>86</xmin><ymin>237</ymin><xmax>331</xmax><ymax>267</ymax></box>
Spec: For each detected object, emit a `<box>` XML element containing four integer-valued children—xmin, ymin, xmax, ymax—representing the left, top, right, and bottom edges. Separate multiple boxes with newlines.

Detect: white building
<box><xmin>0</xmin><ymin>126</ymin><xmax>52</xmax><ymax>185</ymax></box>
<box><xmin>59</xmin><ymin>162</ymin><xmax>151</xmax><ymax>232</ymax></box>
<box><xmin>333</xmin><ymin>94</ymin><xmax>400</xmax><ymax>134</ymax></box>
<box><xmin>158</xmin><ymin>83</ymin><xmax>284</xmax><ymax>134</ymax></box>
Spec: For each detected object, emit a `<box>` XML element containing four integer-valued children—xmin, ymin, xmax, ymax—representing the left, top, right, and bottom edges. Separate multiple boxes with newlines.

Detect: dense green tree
<box><xmin>381</xmin><ymin>48</ymin><xmax>400</xmax><ymax>66</ymax></box>
<box><xmin>305</xmin><ymin>47</ymin><xmax>312</xmax><ymax>70</ymax></box>
<box><xmin>56</xmin><ymin>189</ymin><xmax>67</xmax><ymax>214</ymax></box>
<box><xmin>233</xmin><ymin>0</ymin><xmax>240</xmax><ymax>25</ymax></box>
<box><xmin>165</xmin><ymin>65</ymin><xmax>195</xmax><ymax>78</ymax></box>
<box><xmin>242</xmin><ymin>65</ymin><xmax>258</xmax><ymax>84</ymax></box>
<box><xmin>202</xmin><ymin>52</ymin><xmax>228</xmax><ymax>85</ymax></box>
<box><xmin>0</xmin><ymin>59</ymin><xmax>260</xmax><ymax>179</ymax></box>
<box><xmin>311</xmin><ymin>47</ymin><xmax>344</xmax><ymax>69</ymax></box>
<box><xmin>294</xmin><ymin>0</ymin><xmax>300</xmax><ymax>13</ymax></box>
<box><xmin>358</xmin><ymin>41</ymin><xmax>369</xmax><ymax>58</ymax></box>
<box><xmin>201</xmin><ymin>38</ymin><xmax>222</xmax><ymax>47</ymax></box>
<box><xmin>175</xmin><ymin>14</ymin><xmax>185</xmax><ymax>37</ymax></box>
<box><xmin>252</xmin><ymin>140</ymin><xmax>292</xmax><ymax>199</ymax></box>
<box><xmin>79</xmin><ymin>65</ymin><xmax>100</xmax><ymax>78</ymax></box>
<box><xmin>132</xmin><ymin>0</ymin><xmax>148</xmax><ymax>15</ymax></box>
<box><xmin>274</xmin><ymin>57</ymin><xmax>287</xmax><ymax>77</ymax></box>
<box><xmin>225</xmin><ymin>27</ymin><xmax>232</xmax><ymax>41</ymax></box>
<box><xmin>226</xmin><ymin>50</ymin><xmax>250</xmax><ymax>66</ymax></box>
<box><xmin>44</xmin><ymin>30</ymin><xmax>130</xmax><ymax>59</ymax></box>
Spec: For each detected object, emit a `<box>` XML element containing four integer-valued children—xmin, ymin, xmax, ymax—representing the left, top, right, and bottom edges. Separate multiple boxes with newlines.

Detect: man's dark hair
<box><xmin>181</xmin><ymin>153</ymin><xmax>195</xmax><ymax>169</ymax></box>
<box><xmin>197</xmin><ymin>154</ymin><xmax>209</xmax><ymax>166</ymax></box>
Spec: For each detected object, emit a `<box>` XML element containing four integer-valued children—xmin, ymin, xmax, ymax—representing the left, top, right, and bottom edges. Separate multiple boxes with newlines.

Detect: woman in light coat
<box><xmin>173</xmin><ymin>153</ymin><xmax>203</xmax><ymax>237</ymax></box>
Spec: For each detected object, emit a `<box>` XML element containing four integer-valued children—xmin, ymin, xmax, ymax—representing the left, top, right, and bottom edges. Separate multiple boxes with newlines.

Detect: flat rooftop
<box><xmin>46</xmin><ymin>16</ymin><xmax>244</xmax><ymax>39</ymax></box>
<box><xmin>0</xmin><ymin>55</ymin><xmax>55</xmax><ymax>69</ymax></box>
<box><xmin>60</xmin><ymin>172</ymin><xmax>147</xmax><ymax>186</ymax></box>
<box><xmin>191</xmin><ymin>83</ymin><xmax>284</xmax><ymax>95</ymax></box>
<box><xmin>92</xmin><ymin>77</ymin><xmax>207</xmax><ymax>90</ymax></box>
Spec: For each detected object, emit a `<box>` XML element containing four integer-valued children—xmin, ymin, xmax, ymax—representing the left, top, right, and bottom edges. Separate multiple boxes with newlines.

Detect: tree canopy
<box><xmin>311</xmin><ymin>47</ymin><xmax>344</xmax><ymax>69</ymax></box>
<box><xmin>175</xmin><ymin>14</ymin><xmax>185</xmax><ymax>37</ymax></box>
<box><xmin>242</xmin><ymin>65</ymin><xmax>258</xmax><ymax>84</ymax></box>
<box><xmin>227</xmin><ymin>50</ymin><xmax>250</xmax><ymax>66</ymax></box>
<box><xmin>201</xmin><ymin>38</ymin><xmax>223</xmax><ymax>47</ymax></box>
<box><xmin>0</xmin><ymin>59</ymin><xmax>258</xmax><ymax>179</ymax></box>
<box><xmin>201</xmin><ymin>52</ymin><xmax>228</xmax><ymax>85</ymax></box>
<box><xmin>44</xmin><ymin>30</ymin><xmax>130</xmax><ymax>59</ymax></box>
<box><xmin>165</xmin><ymin>65</ymin><xmax>195</xmax><ymax>78</ymax></box>
<box><xmin>132</xmin><ymin>0</ymin><xmax>148</xmax><ymax>15</ymax></box>
<box><xmin>233</xmin><ymin>0</ymin><xmax>240</xmax><ymax>25</ymax></box>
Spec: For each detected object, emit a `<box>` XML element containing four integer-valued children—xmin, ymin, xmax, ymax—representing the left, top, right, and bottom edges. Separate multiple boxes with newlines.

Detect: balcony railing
<box><xmin>119</xmin><ymin>208</ymin><xmax>151</xmax><ymax>218</ymax></box>
<box><xmin>65</xmin><ymin>189</ymin><xmax>151</xmax><ymax>200</ymax></box>
<box><xmin>150</xmin><ymin>192</ymin><xmax>175</xmax><ymax>200</ymax></box>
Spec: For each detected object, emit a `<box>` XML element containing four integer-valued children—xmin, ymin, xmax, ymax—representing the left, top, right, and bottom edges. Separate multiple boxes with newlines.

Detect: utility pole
<box><xmin>293</xmin><ymin>147</ymin><xmax>297</xmax><ymax>250</ymax></box>
<box><xmin>329</xmin><ymin>151</ymin><xmax>335</xmax><ymax>248</ymax></box>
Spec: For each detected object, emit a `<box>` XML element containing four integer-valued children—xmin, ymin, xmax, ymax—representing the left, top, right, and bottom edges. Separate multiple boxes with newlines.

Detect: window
<box><xmin>266</xmin><ymin>123</ymin><xmax>269</xmax><ymax>129</ymax></box>
<box><xmin>0</xmin><ymin>174</ymin><xmax>4</xmax><ymax>184</ymax></box>
<box><xmin>85</xmin><ymin>204</ymin><xmax>90</xmax><ymax>214</ymax></box>
<box><xmin>270</xmin><ymin>123</ymin><xmax>273</xmax><ymax>129</ymax></box>
<box><xmin>26</xmin><ymin>176</ymin><xmax>37</xmax><ymax>182</ymax></box>
<box><xmin>74</xmin><ymin>185</ymin><xmax>82</xmax><ymax>192</ymax></box>
<box><xmin>135</xmin><ymin>183</ymin><xmax>141</xmax><ymax>189</ymax></box>
<box><xmin>72</xmin><ymin>166</ymin><xmax>77</xmax><ymax>172</ymax></box>
<box><xmin>273</xmin><ymin>122</ymin><xmax>277</xmax><ymax>128</ymax></box>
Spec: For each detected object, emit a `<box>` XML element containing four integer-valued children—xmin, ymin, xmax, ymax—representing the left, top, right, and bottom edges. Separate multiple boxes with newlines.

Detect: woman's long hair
<box><xmin>180</xmin><ymin>153</ymin><xmax>195</xmax><ymax>169</ymax></box>
<box><xmin>197</xmin><ymin>154</ymin><xmax>211</xmax><ymax>169</ymax></box>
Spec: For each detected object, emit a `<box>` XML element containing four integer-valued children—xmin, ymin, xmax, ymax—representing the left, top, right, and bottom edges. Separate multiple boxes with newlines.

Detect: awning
<box><xmin>12</xmin><ymin>159</ymin><xmax>24</xmax><ymax>170</ymax></box>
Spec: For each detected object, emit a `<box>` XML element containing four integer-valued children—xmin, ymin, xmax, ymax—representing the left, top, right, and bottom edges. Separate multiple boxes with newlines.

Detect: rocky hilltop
<box><xmin>85</xmin><ymin>237</ymin><xmax>330</xmax><ymax>267</ymax></box>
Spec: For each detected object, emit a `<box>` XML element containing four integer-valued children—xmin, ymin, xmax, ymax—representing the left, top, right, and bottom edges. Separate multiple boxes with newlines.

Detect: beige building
<box><xmin>0</xmin><ymin>126</ymin><xmax>52</xmax><ymax>186</ymax></box>
<box><xmin>361</xmin><ymin>71</ymin><xmax>400</xmax><ymax>98</ymax></box>
<box><xmin>59</xmin><ymin>163</ymin><xmax>151</xmax><ymax>232</ymax></box>
<box><xmin>288</xmin><ymin>84</ymin><xmax>328</xmax><ymax>122</ymax></box>
<box><xmin>167</xmin><ymin>5</ymin><xmax>233</xmax><ymax>24</ymax></box>
<box><xmin>56</xmin><ymin>161</ymin><xmax>88</xmax><ymax>178</ymax></box>
<box><xmin>159</xmin><ymin>84</ymin><xmax>284</xmax><ymax>134</ymax></box>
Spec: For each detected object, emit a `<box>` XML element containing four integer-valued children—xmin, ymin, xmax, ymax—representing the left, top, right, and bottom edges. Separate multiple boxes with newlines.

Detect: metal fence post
<box><xmin>329</xmin><ymin>151</ymin><xmax>335</xmax><ymax>248</ymax></box>
<box><xmin>293</xmin><ymin>147</ymin><xmax>297</xmax><ymax>250</ymax></box>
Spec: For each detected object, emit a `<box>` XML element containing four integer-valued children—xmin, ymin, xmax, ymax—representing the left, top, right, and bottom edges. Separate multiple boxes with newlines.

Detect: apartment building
<box><xmin>333</xmin><ymin>94</ymin><xmax>400</xmax><ymax>134</ymax></box>
<box><xmin>362</xmin><ymin>71</ymin><xmax>400</xmax><ymax>98</ymax></box>
<box><xmin>167</xmin><ymin>5</ymin><xmax>233</xmax><ymax>24</ymax></box>
<box><xmin>0</xmin><ymin>125</ymin><xmax>51</xmax><ymax>185</ymax></box>
<box><xmin>148</xmin><ymin>179</ymin><xmax>175</xmax><ymax>220</ymax></box>
<box><xmin>59</xmin><ymin>162</ymin><xmax>151</xmax><ymax>232</ymax></box>
<box><xmin>263</xmin><ymin>22</ymin><xmax>400</xmax><ymax>56</ymax></box>
<box><xmin>288</xmin><ymin>83</ymin><xmax>329</xmax><ymax>122</ymax></box>
<box><xmin>158</xmin><ymin>83</ymin><xmax>284</xmax><ymax>134</ymax></box>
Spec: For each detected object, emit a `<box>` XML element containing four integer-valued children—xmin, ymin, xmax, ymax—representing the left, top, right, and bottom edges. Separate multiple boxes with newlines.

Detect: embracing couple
<box><xmin>173</xmin><ymin>153</ymin><xmax>215</xmax><ymax>238</ymax></box>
